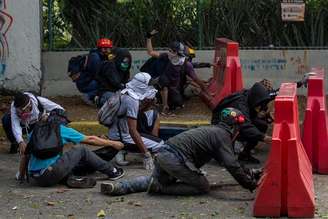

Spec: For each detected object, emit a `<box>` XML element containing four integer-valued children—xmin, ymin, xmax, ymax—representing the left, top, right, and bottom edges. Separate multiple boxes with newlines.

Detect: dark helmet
<box><xmin>168</xmin><ymin>41</ymin><xmax>186</xmax><ymax>57</ymax></box>
<box><xmin>220</xmin><ymin>107</ymin><xmax>245</xmax><ymax>127</ymax></box>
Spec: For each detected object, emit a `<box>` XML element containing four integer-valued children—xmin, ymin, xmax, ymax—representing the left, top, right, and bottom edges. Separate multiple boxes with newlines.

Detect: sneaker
<box><xmin>100</xmin><ymin>182</ymin><xmax>115</xmax><ymax>195</ymax></box>
<box><xmin>107</xmin><ymin>167</ymin><xmax>125</xmax><ymax>180</ymax></box>
<box><xmin>238</xmin><ymin>152</ymin><xmax>260</xmax><ymax>164</ymax></box>
<box><xmin>147</xmin><ymin>177</ymin><xmax>161</xmax><ymax>194</ymax></box>
<box><xmin>9</xmin><ymin>143</ymin><xmax>18</xmax><ymax>154</ymax></box>
<box><xmin>115</xmin><ymin>150</ymin><xmax>130</xmax><ymax>166</ymax></box>
<box><xmin>100</xmin><ymin>182</ymin><xmax>126</xmax><ymax>196</ymax></box>
<box><xmin>66</xmin><ymin>176</ymin><xmax>97</xmax><ymax>188</ymax></box>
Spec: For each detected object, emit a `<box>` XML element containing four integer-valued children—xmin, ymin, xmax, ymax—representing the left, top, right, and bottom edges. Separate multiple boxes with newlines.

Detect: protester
<box><xmin>17</xmin><ymin>113</ymin><xmax>125</xmax><ymax>188</ymax></box>
<box><xmin>211</xmin><ymin>82</ymin><xmax>273</xmax><ymax>164</ymax></box>
<box><xmin>96</xmin><ymin>48</ymin><xmax>132</xmax><ymax>107</ymax></box>
<box><xmin>1</xmin><ymin>92</ymin><xmax>65</xmax><ymax>154</ymax></box>
<box><xmin>145</xmin><ymin>30</ymin><xmax>207</xmax><ymax>114</ymax></box>
<box><xmin>101</xmin><ymin>107</ymin><xmax>262</xmax><ymax>196</ymax></box>
<box><xmin>68</xmin><ymin>38</ymin><xmax>113</xmax><ymax>105</ymax></box>
<box><xmin>95</xmin><ymin>72</ymin><xmax>164</xmax><ymax>170</ymax></box>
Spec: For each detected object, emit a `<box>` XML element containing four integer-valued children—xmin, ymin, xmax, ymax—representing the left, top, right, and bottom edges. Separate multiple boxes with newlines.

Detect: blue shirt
<box><xmin>28</xmin><ymin>125</ymin><xmax>85</xmax><ymax>174</ymax></box>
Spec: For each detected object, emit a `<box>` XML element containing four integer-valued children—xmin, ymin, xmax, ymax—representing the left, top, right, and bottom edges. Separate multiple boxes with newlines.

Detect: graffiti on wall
<box><xmin>0</xmin><ymin>0</ymin><xmax>13</xmax><ymax>75</ymax></box>
<box><xmin>241</xmin><ymin>54</ymin><xmax>308</xmax><ymax>75</ymax></box>
<box><xmin>241</xmin><ymin>58</ymin><xmax>287</xmax><ymax>72</ymax></box>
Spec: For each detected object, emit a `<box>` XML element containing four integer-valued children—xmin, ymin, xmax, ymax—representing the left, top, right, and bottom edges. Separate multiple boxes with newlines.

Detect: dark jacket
<box><xmin>212</xmin><ymin>82</ymin><xmax>271</xmax><ymax>145</ymax></box>
<box><xmin>76</xmin><ymin>49</ymin><xmax>105</xmax><ymax>91</ymax></box>
<box><xmin>96</xmin><ymin>48</ymin><xmax>131</xmax><ymax>93</ymax></box>
<box><xmin>166</xmin><ymin>125</ymin><xmax>256</xmax><ymax>191</ymax></box>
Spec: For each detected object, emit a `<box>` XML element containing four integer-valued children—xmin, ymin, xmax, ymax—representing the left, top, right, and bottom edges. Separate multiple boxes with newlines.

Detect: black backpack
<box><xmin>67</xmin><ymin>54</ymin><xmax>88</xmax><ymax>78</ymax></box>
<box><xmin>26</xmin><ymin>121</ymin><xmax>63</xmax><ymax>159</ymax></box>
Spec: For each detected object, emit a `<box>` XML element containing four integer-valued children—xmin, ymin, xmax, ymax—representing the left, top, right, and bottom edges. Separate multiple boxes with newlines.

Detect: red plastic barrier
<box><xmin>200</xmin><ymin>38</ymin><xmax>243</xmax><ymax>110</ymax></box>
<box><xmin>302</xmin><ymin>67</ymin><xmax>328</xmax><ymax>174</ymax></box>
<box><xmin>253</xmin><ymin>83</ymin><xmax>315</xmax><ymax>218</ymax></box>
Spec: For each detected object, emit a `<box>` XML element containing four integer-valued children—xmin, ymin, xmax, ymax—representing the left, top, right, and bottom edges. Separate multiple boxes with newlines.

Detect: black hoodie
<box><xmin>96</xmin><ymin>48</ymin><xmax>131</xmax><ymax>93</ymax></box>
<box><xmin>212</xmin><ymin>82</ymin><xmax>271</xmax><ymax>145</ymax></box>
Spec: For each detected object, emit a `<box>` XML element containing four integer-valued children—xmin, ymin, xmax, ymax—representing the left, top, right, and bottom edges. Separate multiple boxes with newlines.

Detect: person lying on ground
<box><xmin>1</xmin><ymin>92</ymin><xmax>65</xmax><ymax>154</ymax></box>
<box><xmin>101</xmin><ymin>107</ymin><xmax>262</xmax><ymax>196</ymax></box>
<box><xmin>68</xmin><ymin>38</ymin><xmax>113</xmax><ymax>105</ymax></box>
<box><xmin>17</xmin><ymin>113</ymin><xmax>124</xmax><ymax>188</ymax></box>
<box><xmin>95</xmin><ymin>72</ymin><xmax>164</xmax><ymax>170</ymax></box>
<box><xmin>146</xmin><ymin>30</ymin><xmax>207</xmax><ymax>115</ymax></box>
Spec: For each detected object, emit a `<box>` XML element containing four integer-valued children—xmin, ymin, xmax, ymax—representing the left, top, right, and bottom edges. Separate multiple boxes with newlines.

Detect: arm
<box><xmin>81</xmin><ymin>135</ymin><xmax>124</xmax><ymax>150</ymax></box>
<box><xmin>128</xmin><ymin>117</ymin><xmax>148</xmax><ymax>154</ymax></box>
<box><xmin>10</xmin><ymin>103</ymin><xmax>24</xmax><ymax>144</ymax></box>
<box><xmin>186</xmin><ymin>63</ymin><xmax>207</xmax><ymax>91</ymax></box>
<box><xmin>161</xmin><ymin>87</ymin><xmax>169</xmax><ymax>112</ymax></box>
<box><xmin>18</xmin><ymin>154</ymin><xmax>29</xmax><ymax>181</ymax></box>
<box><xmin>215</xmin><ymin>139</ymin><xmax>257</xmax><ymax>191</ymax></box>
<box><xmin>146</xmin><ymin>38</ymin><xmax>160</xmax><ymax>58</ymax></box>
<box><xmin>37</xmin><ymin>96</ymin><xmax>64</xmax><ymax>112</ymax></box>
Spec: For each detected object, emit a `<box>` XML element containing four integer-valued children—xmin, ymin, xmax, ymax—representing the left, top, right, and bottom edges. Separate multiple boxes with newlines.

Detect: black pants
<box><xmin>33</xmin><ymin>146</ymin><xmax>115</xmax><ymax>187</ymax></box>
<box><xmin>152</xmin><ymin>148</ymin><xmax>210</xmax><ymax>195</ymax></box>
<box><xmin>1</xmin><ymin>112</ymin><xmax>35</xmax><ymax>144</ymax></box>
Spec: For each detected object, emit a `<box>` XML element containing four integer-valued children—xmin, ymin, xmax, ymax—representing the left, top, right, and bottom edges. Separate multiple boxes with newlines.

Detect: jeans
<box><xmin>33</xmin><ymin>145</ymin><xmax>115</xmax><ymax>187</ymax></box>
<box><xmin>77</xmin><ymin>80</ymin><xmax>99</xmax><ymax>99</ymax></box>
<box><xmin>109</xmin><ymin>146</ymin><xmax>210</xmax><ymax>196</ymax></box>
<box><xmin>152</xmin><ymin>148</ymin><xmax>210</xmax><ymax>195</ymax></box>
<box><xmin>1</xmin><ymin>113</ymin><xmax>35</xmax><ymax>144</ymax></box>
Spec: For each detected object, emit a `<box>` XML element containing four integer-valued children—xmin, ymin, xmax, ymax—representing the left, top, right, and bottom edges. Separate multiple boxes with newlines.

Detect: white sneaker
<box><xmin>115</xmin><ymin>150</ymin><xmax>130</xmax><ymax>166</ymax></box>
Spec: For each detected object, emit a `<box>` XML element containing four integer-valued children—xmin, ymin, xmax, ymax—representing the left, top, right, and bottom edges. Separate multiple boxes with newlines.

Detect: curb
<box><xmin>0</xmin><ymin>120</ymin><xmax>210</xmax><ymax>137</ymax></box>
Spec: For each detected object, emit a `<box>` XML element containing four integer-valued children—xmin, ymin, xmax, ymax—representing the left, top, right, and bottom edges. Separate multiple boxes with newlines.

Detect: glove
<box><xmin>143</xmin><ymin>152</ymin><xmax>154</xmax><ymax>170</ymax></box>
<box><xmin>244</xmin><ymin>168</ymin><xmax>261</xmax><ymax>192</ymax></box>
<box><xmin>296</xmin><ymin>72</ymin><xmax>317</xmax><ymax>88</ymax></box>
<box><xmin>249</xmin><ymin>168</ymin><xmax>263</xmax><ymax>181</ymax></box>
<box><xmin>146</xmin><ymin>30</ymin><xmax>158</xmax><ymax>39</ymax></box>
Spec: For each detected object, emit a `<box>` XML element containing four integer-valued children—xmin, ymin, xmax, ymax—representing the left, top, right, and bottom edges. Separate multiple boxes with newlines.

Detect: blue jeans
<box><xmin>76</xmin><ymin>80</ymin><xmax>99</xmax><ymax>101</ymax></box>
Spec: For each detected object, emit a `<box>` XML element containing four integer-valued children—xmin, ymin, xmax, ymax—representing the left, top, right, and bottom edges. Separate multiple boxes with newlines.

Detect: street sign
<box><xmin>281</xmin><ymin>0</ymin><xmax>305</xmax><ymax>22</ymax></box>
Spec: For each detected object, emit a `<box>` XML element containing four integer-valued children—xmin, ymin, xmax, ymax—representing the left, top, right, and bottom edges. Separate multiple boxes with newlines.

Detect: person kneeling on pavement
<box><xmin>101</xmin><ymin>108</ymin><xmax>262</xmax><ymax>196</ymax></box>
<box><xmin>95</xmin><ymin>72</ymin><xmax>164</xmax><ymax>170</ymax></box>
<box><xmin>17</xmin><ymin>113</ymin><xmax>125</xmax><ymax>188</ymax></box>
<box><xmin>2</xmin><ymin>92</ymin><xmax>65</xmax><ymax>154</ymax></box>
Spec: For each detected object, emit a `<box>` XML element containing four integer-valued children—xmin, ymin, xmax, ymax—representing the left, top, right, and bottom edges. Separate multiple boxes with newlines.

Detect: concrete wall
<box><xmin>0</xmin><ymin>0</ymin><xmax>41</xmax><ymax>92</ymax></box>
<box><xmin>42</xmin><ymin>49</ymin><xmax>328</xmax><ymax>96</ymax></box>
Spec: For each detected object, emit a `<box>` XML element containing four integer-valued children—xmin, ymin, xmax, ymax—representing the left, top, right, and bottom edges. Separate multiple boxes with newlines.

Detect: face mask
<box><xmin>119</xmin><ymin>57</ymin><xmax>130</xmax><ymax>71</ymax></box>
<box><xmin>168</xmin><ymin>53</ymin><xmax>185</xmax><ymax>66</ymax></box>
<box><xmin>19</xmin><ymin>111</ymin><xmax>32</xmax><ymax>121</ymax></box>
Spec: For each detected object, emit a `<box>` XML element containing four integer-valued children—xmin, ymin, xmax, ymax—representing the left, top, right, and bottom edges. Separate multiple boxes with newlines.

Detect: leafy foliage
<box><xmin>43</xmin><ymin>0</ymin><xmax>328</xmax><ymax>49</ymax></box>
